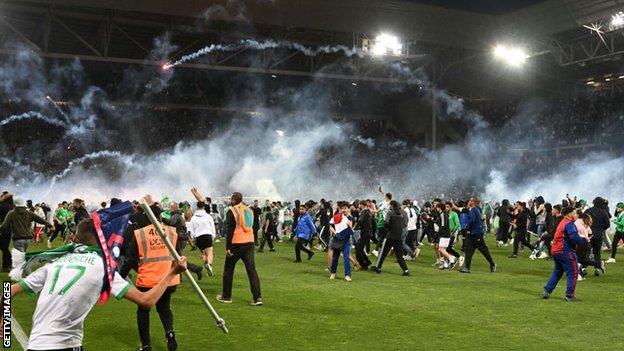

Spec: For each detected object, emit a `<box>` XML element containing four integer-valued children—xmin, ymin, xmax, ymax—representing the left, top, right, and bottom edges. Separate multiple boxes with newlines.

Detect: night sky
<box><xmin>407</xmin><ymin>0</ymin><xmax>546</xmax><ymax>15</ymax></box>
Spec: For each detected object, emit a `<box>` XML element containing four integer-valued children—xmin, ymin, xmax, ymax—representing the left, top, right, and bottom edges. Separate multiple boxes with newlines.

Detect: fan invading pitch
<box><xmin>2</xmin><ymin>0</ymin><xmax>624</xmax><ymax>350</ymax></box>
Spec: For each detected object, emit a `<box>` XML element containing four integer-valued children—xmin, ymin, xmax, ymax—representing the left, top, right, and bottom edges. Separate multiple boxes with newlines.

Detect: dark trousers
<box><xmin>375</xmin><ymin>227</ymin><xmax>386</xmax><ymax>250</ymax></box>
<box><xmin>497</xmin><ymin>221</ymin><xmax>511</xmax><ymax>243</ymax></box>
<box><xmin>295</xmin><ymin>238</ymin><xmax>312</xmax><ymax>261</ymax></box>
<box><xmin>513</xmin><ymin>229</ymin><xmax>534</xmax><ymax>255</ymax></box>
<box><xmin>447</xmin><ymin>236</ymin><xmax>461</xmax><ymax>258</ymax></box>
<box><xmin>355</xmin><ymin>235</ymin><xmax>372</xmax><ymax>268</ymax></box>
<box><xmin>0</xmin><ymin>230</ymin><xmax>11</xmax><ymax>269</ymax></box>
<box><xmin>259</xmin><ymin>230</ymin><xmax>274</xmax><ymax>250</ymax></box>
<box><xmin>221</xmin><ymin>244</ymin><xmax>261</xmax><ymax>300</ymax></box>
<box><xmin>591</xmin><ymin>232</ymin><xmax>604</xmax><ymax>269</ymax></box>
<box><xmin>376</xmin><ymin>239</ymin><xmax>408</xmax><ymax>272</ymax></box>
<box><xmin>137</xmin><ymin>286</ymin><xmax>176</xmax><ymax>347</ymax></box>
<box><xmin>48</xmin><ymin>223</ymin><xmax>66</xmax><ymax>243</ymax></box>
<box><xmin>611</xmin><ymin>231</ymin><xmax>624</xmax><ymax>259</ymax></box>
<box><xmin>405</xmin><ymin>230</ymin><xmax>417</xmax><ymax>251</ymax></box>
<box><xmin>176</xmin><ymin>239</ymin><xmax>202</xmax><ymax>275</ymax></box>
<box><xmin>253</xmin><ymin>226</ymin><xmax>259</xmax><ymax>244</ymax></box>
<box><xmin>464</xmin><ymin>235</ymin><xmax>495</xmax><ymax>269</ymax></box>
<box><xmin>544</xmin><ymin>252</ymin><xmax>578</xmax><ymax>298</ymax></box>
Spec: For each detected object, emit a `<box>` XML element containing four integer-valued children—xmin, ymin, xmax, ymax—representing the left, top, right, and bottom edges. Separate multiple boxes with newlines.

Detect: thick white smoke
<box><xmin>1</xmin><ymin>35</ymin><xmax>622</xmax><ymax>206</ymax></box>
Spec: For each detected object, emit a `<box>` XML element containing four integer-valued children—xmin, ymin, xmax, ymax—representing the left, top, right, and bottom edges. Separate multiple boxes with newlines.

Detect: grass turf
<box><xmin>8</xmin><ymin>236</ymin><xmax>624</xmax><ymax>350</ymax></box>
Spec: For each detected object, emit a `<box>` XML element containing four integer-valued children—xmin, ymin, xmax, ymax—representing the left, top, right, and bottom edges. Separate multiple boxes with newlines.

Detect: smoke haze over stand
<box><xmin>0</xmin><ymin>41</ymin><xmax>623</xmax><ymax>206</ymax></box>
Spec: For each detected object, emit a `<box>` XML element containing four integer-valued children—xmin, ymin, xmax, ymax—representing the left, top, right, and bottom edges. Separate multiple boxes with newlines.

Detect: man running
<box><xmin>543</xmin><ymin>207</ymin><xmax>587</xmax><ymax>301</ymax></box>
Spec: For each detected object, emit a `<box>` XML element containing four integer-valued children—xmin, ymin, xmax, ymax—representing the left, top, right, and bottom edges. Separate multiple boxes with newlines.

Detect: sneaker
<box><xmin>47</xmin><ymin>241</ymin><xmax>52</xmax><ymax>249</ymax></box>
<box><xmin>594</xmin><ymin>269</ymin><xmax>601</xmax><ymax>277</ymax></box>
<box><xmin>344</xmin><ymin>275</ymin><xmax>352</xmax><ymax>282</ymax></box>
<box><xmin>307</xmin><ymin>252</ymin><xmax>315</xmax><ymax>261</ymax></box>
<box><xmin>542</xmin><ymin>290</ymin><xmax>551</xmax><ymax>299</ymax></box>
<box><xmin>414</xmin><ymin>247</ymin><xmax>421</xmax><ymax>258</ymax></box>
<box><xmin>508</xmin><ymin>254</ymin><xmax>517</xmax><ymax>258</ymax></box>
<box><xmin>205</xmin><ymin>264</ymin><xmax>214</xmax><ymax>277</ymax></box>
<box><xmin>403</xmin><ymin>255</ymin><xmax>413</xmax><ymax>261</ymax></box>
<box><xmin>577</xmin><ymin>274</ymin><xmax>584</xmax><ymax>281</ymax></box>
<box><xmin>165</xmin><ymin>330</ymin><xmax>177</xmax><ymax>351</ymax></box>
<box><xmin>538</xmin><ymin>251</ymin><xmax>548</xmax><ymax>259</ymax></box>
<box><xmin>402</xmin><ymin>270</ymin><xmax>410</xmax><ymax>276</ymax></box>
<box><xmin>458</xmin><ymin>256</ymin><xmax>465</xmax><ymax>267</ymax></box>
<box><xmin>372</xmin><ymin>250</ymin><xmax>379</xmax><ymax>257</ymax></box>
<box><xmin>529</xmin><ymin>254</ymin><xmax>536</xmax><ymax>260</ymax></box>
<box><xmin>371</xmin><ymin>266</ymin><xmax>381</xmax><ymax>274</ymax></box>
<box><xmin>195</xmin><ymin>270</ymin><xmax>202</xmax><ymax>281</ymax></box>
<box><xmin>293</xmin><ymin>260</ymin><xmax>302</xmax><ymax>263</ymax></box>
<box><xmin>601</xmin><ymin>260</ymin><xmax>606</xmax><ymax>272</ymax></box>
<box><xmin>269</xmin><ymin>248</ymin><xmax>276</xmax><ymax>252</ymax></box>
<box><xmin>330</xmin><ymin>273</ymin><xmax>336</xmax><ymax>280</ymax></box>
<box><xmin>215</xmin><ymin>239</ymin><xmax>221</xmax><ymax>243</ymax></box>
<box><xmin>606</xmin><ymin>258</ymin><xmax>616</xmax><ymax>263</ymax></box>
<box><xmin>139</xmin><ymin>346</ymin><xmax>152</xmax><ymax>351</ymax></box>
<box><xmin>216</xmin><ymin>295</ymin><xmax>232</xmax><ymax>304</ymax></box>
<box><xmin>580</xmin><ymin>268</ymin><xmax>588</xmax><ymax>277</ymax></box>
<box><xmin>448</xmin><ymin>260</ymin><xmax>457</xmax><ymax>270</ymax></box>
<box><xmin>565</xmin><ymin>296</ymin><xmax>582</xmax><ymax>302</ymax></box>
<box><xmin>490</xmin><ymin>264</ymin><xmax>497</xmax><ymax>273</ymax></box>
<box><xmin>251</xmin><ymin>298</ymin><xmax>263</xmax><ymax>306</ymax></box>
<box><xmin>459</xmin><ymin>267</ymin><xmax>471</xmax><ymax>273</ymax></box>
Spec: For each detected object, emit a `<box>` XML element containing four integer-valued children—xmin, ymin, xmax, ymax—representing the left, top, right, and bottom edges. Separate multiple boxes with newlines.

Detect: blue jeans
<box><xmin>330</xmin><ymin>243</ymin><xmax>351</xmax><ymax>277</ymax></box>
<box><xmin>544</xmin><ymin>252</ymin><xmax>578</xmax><ymax>298</ymax></box>
<box><xmin>401</xmin><ymin>228</ymin><xmax>413</xmax><ymax>256</ymax></box>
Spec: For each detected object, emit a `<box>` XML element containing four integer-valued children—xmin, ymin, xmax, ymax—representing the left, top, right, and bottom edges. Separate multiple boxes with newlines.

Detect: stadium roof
<box><xmin>406</xmin><ymin>0</ymin><xmax>547</xmax><ymax>15</ymax></box>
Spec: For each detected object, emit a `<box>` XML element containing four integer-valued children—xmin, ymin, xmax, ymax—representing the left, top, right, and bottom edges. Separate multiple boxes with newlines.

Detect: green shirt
<box><xmin>449</xmin><ymin>211</ymin><xmax>460</xmax><ymax>233</ymax></box>
<box><xmin>55</xmin><ymin>208</ymin><xmax>71</xmax><ymax>224</ymax></box>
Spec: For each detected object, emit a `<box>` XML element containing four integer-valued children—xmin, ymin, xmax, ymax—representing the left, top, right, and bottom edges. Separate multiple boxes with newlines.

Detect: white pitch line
<box><xmin>10</xmin><ymin>315</ymin><xmax>28</xmax><ymax>350</ymax></box>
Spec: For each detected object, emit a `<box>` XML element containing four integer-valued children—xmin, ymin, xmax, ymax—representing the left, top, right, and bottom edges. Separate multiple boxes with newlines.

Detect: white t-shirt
<box><xmin>188</xmin><ymin>209</ymin><xmax>216</xmax><ymax>239</ymax></box>
<box><xmin>404</xmin><ymin>208</ymin><xmax>418</xmax><ymax>231</ymax></box>
<box><xmin>18</xmin><ymin>251</ymin><xmax>132</xmax><ymax>349</ymax></box>
<box><xmin>330</xmin><ymin>214</ymin><xmax>350</xmax><ymax>234</ymax></box>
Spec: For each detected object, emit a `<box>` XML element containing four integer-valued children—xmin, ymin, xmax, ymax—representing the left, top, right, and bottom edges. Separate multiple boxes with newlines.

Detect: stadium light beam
<box><xmin>492</xmin><ymin>45</ymin><xmax>529</xmax><ymax>67</ymax></box>
<box><xmin>371</xmin><ymin>33</ymin><xmax>403</xmax><ymax>56</ymax></box>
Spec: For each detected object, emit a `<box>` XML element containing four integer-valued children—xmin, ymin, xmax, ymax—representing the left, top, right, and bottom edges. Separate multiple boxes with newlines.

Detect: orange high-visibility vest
<box><xmin>230</xmin><ymin>203</ymin><xmax>254</xmax><ymax>244</ymax></box>
<box><xmin>134</xmin><ymin>224</ymin><xmax>180</xmax><ymax>288</ymax></box>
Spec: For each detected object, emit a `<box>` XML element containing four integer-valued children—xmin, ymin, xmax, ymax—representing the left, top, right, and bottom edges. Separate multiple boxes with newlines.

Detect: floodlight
<box><xmin>275</xmin><ymin>130</ymin><xmax>285</xmax><ymax>137</ymax></box>
<box><xmin>611</xmin><ymin>11</ymin><xmax>624</xmax><ymax>31</ymax></box>
<box><xmin>371</xmin><ymin>33</ymin><xmax>402</xmax><ymax>56</ymax></box>
<box><xmin>492</xmin><ymin>45</ymin><xmax>528</xmax><ymax>66</ymax></box>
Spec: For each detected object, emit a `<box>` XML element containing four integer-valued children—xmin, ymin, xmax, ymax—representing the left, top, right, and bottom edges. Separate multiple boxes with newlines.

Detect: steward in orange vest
<box><xmin>119</xmin><ymin>204</ymin><xmax>182</xmax><ymax>351</ymax></box>
<box><xmin>217</xmin><ymin>192</ymin><xmax>263</xmax><ymax>305</ymax></box>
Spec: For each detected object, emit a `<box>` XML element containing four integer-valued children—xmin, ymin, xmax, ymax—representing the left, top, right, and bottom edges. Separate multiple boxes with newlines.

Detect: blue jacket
<box><xmin>467</xmin><ymin>207</ymin><xmax>484</xmax><ymax>236</ymax></box>
<box><xmin>551</xmin><ymin>217</ymin><xmax>585</xmax><ymax>255</ymax></box>
<box><xmin>295</xmin><ymin>213</ymin><xmax>316</xmax><ymax>241</ymax></box>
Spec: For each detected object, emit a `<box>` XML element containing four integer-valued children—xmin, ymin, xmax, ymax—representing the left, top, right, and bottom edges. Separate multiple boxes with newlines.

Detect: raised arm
<box><xmin>190</xmin><ymin>187</ymin><xmax>205</xmax><ymax>202</ymax></box>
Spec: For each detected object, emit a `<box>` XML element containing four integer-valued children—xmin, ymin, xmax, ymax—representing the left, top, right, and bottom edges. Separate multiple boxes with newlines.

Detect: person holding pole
<box><xmin>120</xmin><ymin>197</ymin><xmax>184</xmax><ymax>351</ymax></box>
<box><xmin>8</xmin><ymin>218</ymin><xmax>188</xmax><ymax>351</ymax></box>
<box><xmin>216</xmin><ymin>192</ymin><xmax>263</xmax><ymax>306</ymax></box>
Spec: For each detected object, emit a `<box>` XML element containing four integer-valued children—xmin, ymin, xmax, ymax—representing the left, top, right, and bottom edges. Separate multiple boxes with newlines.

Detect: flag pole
<box><xmin>140</xmin><ymin>200</ymin><xmax>229</xmax><ymax>334</ymax></box>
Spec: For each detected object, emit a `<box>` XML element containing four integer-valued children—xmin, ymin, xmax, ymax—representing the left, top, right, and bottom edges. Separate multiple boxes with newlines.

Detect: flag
<box><xmin>91</xmin><ymin>200</ymin><xmax>133</xmax><ymax>304</ymax></box>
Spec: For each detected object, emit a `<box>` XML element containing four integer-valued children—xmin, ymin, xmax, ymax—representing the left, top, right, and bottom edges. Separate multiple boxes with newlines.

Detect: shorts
<box><xmin>439</xmin><ymin>237</ymin><xmax>451</xmax><ymax>248</ymax></box>
<box><xmin>431</xmin><ymin>233</ymin><xmax>440</xmax><ymax>244</ymax></box>
<box><xmin>195</xmin><ymin>235</ymin><xmax>214</xmax><ymax>251</ymax></box>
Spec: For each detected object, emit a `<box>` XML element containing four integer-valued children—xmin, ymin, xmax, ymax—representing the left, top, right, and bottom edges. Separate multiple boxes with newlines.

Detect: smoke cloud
<box><xmin>1</xmin><ymin>32</ymin><xmax>622</xmax><ymax>208</ymax></box>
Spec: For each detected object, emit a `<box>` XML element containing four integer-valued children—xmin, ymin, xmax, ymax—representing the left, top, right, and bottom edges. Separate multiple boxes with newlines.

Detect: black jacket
<box><xmin>585</xmin><ymin>206</ymin><xmax>610</xmax><ymax>234</ymax></box>
<box><xmin>384</xmin><ymin>208</ymin><xmax>407</xmax><ymax>241</ymax></box>
<box><xmin>73</xmin><ymin>207</ymin><xmax>90</xmax><ymax>225</ymax></box>
<box><xmin>497</xmin><ymin>205</ymin><xmax>512</xmax><ymax>223</ymax></box>
<box><xmin>357</xmin><ymin>208</ymin><xmax>373</xmax><ymax>238</ymax></box>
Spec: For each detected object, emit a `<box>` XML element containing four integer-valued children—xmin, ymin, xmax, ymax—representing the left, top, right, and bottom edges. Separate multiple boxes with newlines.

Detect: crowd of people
<box><xmin>1</xmin><ymin>186</ymin><xmax>624</xmax><ymax>350</ymax></box>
